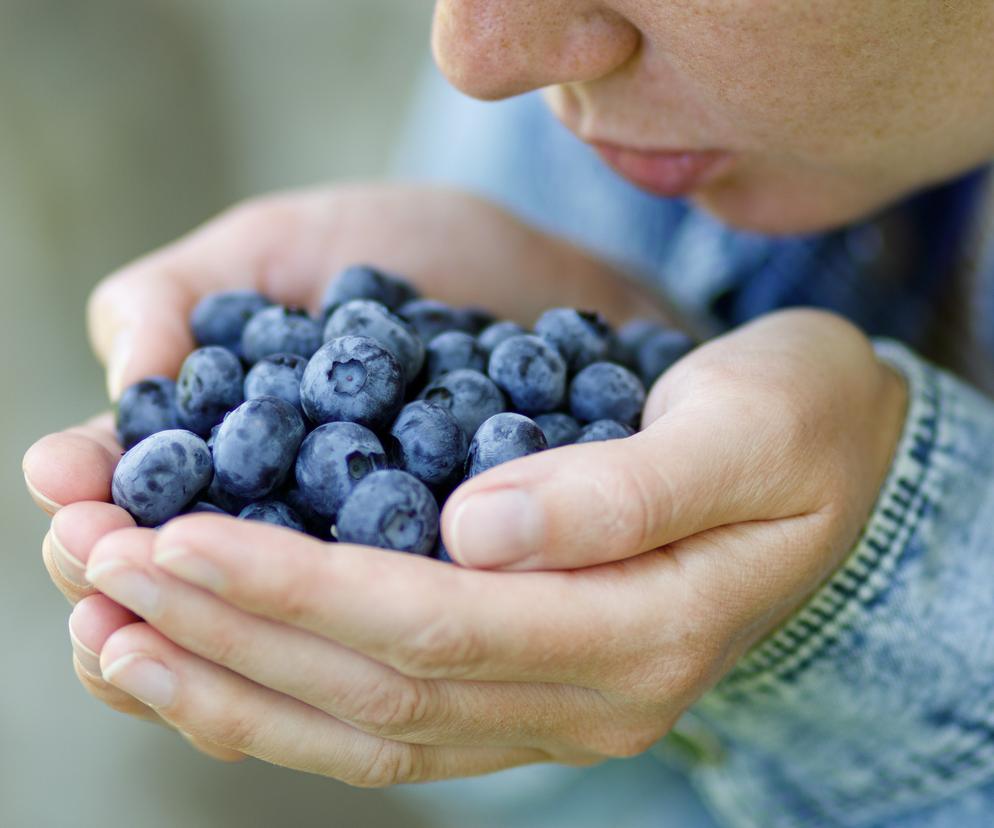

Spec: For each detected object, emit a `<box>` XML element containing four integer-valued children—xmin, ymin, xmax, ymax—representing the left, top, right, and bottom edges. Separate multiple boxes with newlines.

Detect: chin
<box><xmin>688</xmin><ymin>169</ymin><xmax>906</xmax><ymax>236</ymax></box>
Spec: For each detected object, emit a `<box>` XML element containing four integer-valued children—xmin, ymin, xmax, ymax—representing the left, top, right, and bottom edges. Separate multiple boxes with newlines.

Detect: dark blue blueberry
<box><xmin>295</xmin><ymin>422</ymin><xmax>388</xmax><ymax>520</ymax></box>
<box><xmin>300</xmin><ymin>336</ymin><xmax>406</xmax><ymax>430</ymax></box>
<box><xmin>243</xmin><ymin>353</ymin><xmax>308</xmax><ymax>415</ymax></box>
<box><xmin>636</xmin><ymin>329</ymin><xmax>695</xmax><ymax>387</ymax></box>
<box><xmin>320</xmin><ymin>264</ymin><xmax>418</xmax><ymax>316</ymax></box>
<box><xmin>419</xmin><ymin>369</ymin><xmax>506</xmax><ymax>438</ymax></box>
<box><xmin>534</xmin><ymin>308</ymin><xmax>613</xmax><ymax>374</ymax></box>
<box><xmin>176</xmin><ymin>346</ymin><xmax>245</xmax><ymax>437</ymax></box>
<box><xmin>533</xmin><ymin>412</ymin><xmax>581</xmax><ymax>448</ymax></box>
<box><xmin>433</xmin><ymin>535</ymin><xmax>455</xmax><ymax>564</ymax></box>
<box><xmin>184</xmin><ymin>501</ymin><xmax>229</xmax><ymax>516</ymax></box>
<box><xmin>241</xmin><ymin>306</ymin><xmax>323</xmax><ymax>364</ymax></box>
<box><xmin>398</xmin><ymin>299</ymin><xmax>474</xmax><ymax>342</ymax></box>
<box><xmin>336</xmin><ymin>470</ymin><xmax>439</xmax><ymax>555</ymax></box>
<box><xmin>466</xmin><ymin>413</ymin><xmax>548</xmax><ymax>477</ymax></box>
<box><xmin>569</xmin><ymin>362</ymin><xmax>646</xmax><ymax>428</ymax></box>
<box><xmin>205</xmin><ymin>474</ymin><xmax>252</xmax><ymax>515</ymax></box>
<box><xmin>116</xmin><ymin>377</ymin><xmax>179</xmax><ymax>450</ymax></box>
<box><xmin>281</xmin><ymin>481</ymin><xmax>334</xmax><ymax>540</ymax></box>
<box><xmin>389</xmin><ymin>401</ymin><xmax>468</xmax><ymax>487</ymax></box>
<box><xmin>425</xmin><ymin>331</ymin><xmax>486</xmax><ymax>379</ymax></box>
<box><xmin>487</xmin><ymin>334</ymin><xmax>567</xmax><ymax>415</ymax></box>
<box><xmin>614</xmin><ymin>319</ymin><xmax>664</xmax><ymax>367</ymax></box>
<box><xmin>575</xmin><ymin>420</ymin><xmax>634</xmax><ymax>443</ymax></box>
<box><xmin>238</xmin><ymin>500</ymin><xmax>306</xmax><ymax>532</ymax></box>
<box><xmin>111</xmin><ymin>430</ymin><xmax>213</xmax><ymax>527</ymax></box>
<box><xmin>477</xmin><ymin>320</ymin><xmax>526</xmax><ymax>354</ymax></box>
<box><xmin>456</xmin><ymin>307</ymin><xmax>496</xmax><ymax>335</ymax></box>
<box><xmin>323</xmin><ymin>300</ymin><xmax>425</xmax><ymax>383</ymax></box>
<box><xmin>212</xmin><ymin>396</ymin><xmax>306</xmax><ymax>500</ymax></box>
<box><xmin>190</xmin><ymin>290</ymin><xmax>271</xmax><ymax>356</ymax></box>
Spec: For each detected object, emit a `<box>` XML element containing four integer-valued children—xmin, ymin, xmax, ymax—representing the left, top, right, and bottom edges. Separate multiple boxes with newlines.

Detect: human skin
<box><xmin>433</xmin><ymin>0</ymin><xmax>994</xmax><ymax>234</ymax></box>
<box><xmin>23</xmin><ymin>185</ymin><xmax>907</xmax><ymax>779</ymax></box>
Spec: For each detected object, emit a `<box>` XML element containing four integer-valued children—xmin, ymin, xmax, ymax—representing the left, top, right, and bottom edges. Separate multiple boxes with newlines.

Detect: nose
<box><xmin>432</xmin><ymin>0</ymin><xmax>640</xmax><ymax>100</ymax></box>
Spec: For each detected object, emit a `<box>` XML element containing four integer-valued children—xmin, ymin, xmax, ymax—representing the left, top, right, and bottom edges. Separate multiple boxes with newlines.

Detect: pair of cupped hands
<box><xmin>23</xmin><ymin>185</ymin><xmax>907</xmax><ymax>785</ymax></box>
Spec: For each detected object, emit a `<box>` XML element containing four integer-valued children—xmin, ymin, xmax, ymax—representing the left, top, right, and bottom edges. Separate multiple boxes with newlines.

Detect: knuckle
<box><xmin>209</xmin><ymin>709</ymin><xmax>260</xmax><ymax>755</ymax></box>
<box><xmin>347</xmin><ymin>742</ymin><xmax>425</xmax><ymax>788</ymax></box>
<box><xmin>598</xmin><ymin>725</ymin><xmax>664</xmax><ymax>759</ymax></box>
<box><xmin>392</xmin><ymin>615</ymin><xmax>485</xmax><ymax>679</ymax></box>
<box><xmin>349</xmin><ymin>677</ymin><xmax>434</xmax><ymax>738</ymax></box>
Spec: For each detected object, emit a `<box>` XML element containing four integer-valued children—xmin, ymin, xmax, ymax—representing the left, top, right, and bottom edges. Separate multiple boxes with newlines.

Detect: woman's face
<box><xmin>432</xmin><ymin>0</ymin><xmax>994</xmax><ymax>234</ymax></box>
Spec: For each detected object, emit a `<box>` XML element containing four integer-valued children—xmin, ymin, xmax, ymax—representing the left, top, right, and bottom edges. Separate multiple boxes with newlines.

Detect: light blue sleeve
<box><xmin>682</xmin><ymin>341</ymin><xmax>994</xmax><ymax>828</ymax></box>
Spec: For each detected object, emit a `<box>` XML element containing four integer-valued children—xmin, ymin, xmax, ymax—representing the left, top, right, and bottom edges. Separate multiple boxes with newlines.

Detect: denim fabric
<box><xmin>395</xmin><ymin>69</ymin><xmax>994</xmax><ymax>827</ymax></box>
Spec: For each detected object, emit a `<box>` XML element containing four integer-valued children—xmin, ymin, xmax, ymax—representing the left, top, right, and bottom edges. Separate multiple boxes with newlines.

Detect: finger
<box><xmin>440</xmin><ymin>398</ymin><xmax>807</xmax><ymax>570</ymax></box>
<box><xmin>23</xmin><ymin>413</ymin><xmax>120</xmax><ymax>513</ymax></box>
<box><xmin>69</xmin><ymin>594</ymin><xmax>247</xmax><ymax>761</ymax></box>
<box><xmin>44</xmin><ymin>501</ymin><xmax>136</xmax><ymax>601</ymax></box>
<box><xmin>99</xmin><ymin>622</ymin><xmax>550</xmax><ymax>786</ymax></box>
<box><xmin>87</xmin><ymin>192</ymin><xmax>342</xmax><ymax>400</ymax></box>
<box><xmin>87</xmin><ymin>530</ymin><xmax>618</xmax><ymax>753</ymax></box>
<box><xmin>150</xmin><ymin>517</ymin><xmax>647</xmax><ymax>685</ymax></box>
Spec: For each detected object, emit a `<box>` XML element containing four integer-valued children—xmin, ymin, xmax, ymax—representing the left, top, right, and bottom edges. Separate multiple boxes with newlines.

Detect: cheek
<box><xmin>633</xmin><ymin>1</ymin><xmax>926</xmax><ymax>161</ymax></box>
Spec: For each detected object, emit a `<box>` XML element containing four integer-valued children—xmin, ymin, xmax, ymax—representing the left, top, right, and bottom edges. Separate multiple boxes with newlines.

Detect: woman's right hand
<box><xmin>23</xmin><ymin>183</ymin><xmax>669</xmax><ymax>755</ymax></box>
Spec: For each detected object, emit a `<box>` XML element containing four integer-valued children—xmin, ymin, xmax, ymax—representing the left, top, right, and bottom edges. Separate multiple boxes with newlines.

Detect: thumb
<box><xmin>441</xmin><ymin>407</ymin><xmax>797</xmax><ymax>570</ymax></box>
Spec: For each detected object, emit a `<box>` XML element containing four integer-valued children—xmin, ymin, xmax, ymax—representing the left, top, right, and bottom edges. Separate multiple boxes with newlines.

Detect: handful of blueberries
<box><xmin>112</xmin><ymin>265</ymin><xmax>694</xmax><ymax>559</ymax></box>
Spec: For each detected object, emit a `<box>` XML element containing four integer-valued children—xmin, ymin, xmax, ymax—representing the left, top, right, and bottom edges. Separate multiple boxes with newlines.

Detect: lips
<box><xmin>593</xmin><ymin>143</ymin><xmax>735</xmax><ymax>198</ymax></box>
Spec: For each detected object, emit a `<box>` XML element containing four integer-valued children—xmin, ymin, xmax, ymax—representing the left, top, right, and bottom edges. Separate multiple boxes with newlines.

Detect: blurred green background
<box><xmin>1</xmin><ymin>1</ymin><xmax>436</xmax><ymax>825</ymax></box>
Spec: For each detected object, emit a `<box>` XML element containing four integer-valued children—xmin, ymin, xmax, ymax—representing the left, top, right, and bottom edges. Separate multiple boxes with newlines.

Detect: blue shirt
<box><xmin>392</xmin><ymin>70</ymin><xmax>994</xmax><ymax>828</ymax></box>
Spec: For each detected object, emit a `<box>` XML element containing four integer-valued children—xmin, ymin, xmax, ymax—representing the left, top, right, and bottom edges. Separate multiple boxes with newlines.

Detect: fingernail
<box><xmin>448</xmin><ymin>489</ymin><xmax>544</xmax><ymax>568</ymax></box>
<box><xmin>107</xmin><ymin>331</ymin><xmax>132</xmax><ymax>402</ymax></box>
<box><xmin>87</xmin><ymin>561</ymin><xmax>160</xmax><ymax>618</ymax></box>
<box><xmin>24</xmin><ymin>472</ymin><xmax>63</xmax><ymax>514</ymax></box>
<box><xmin>49</xmin><ymin>529</ymin><xmax>89</xmax><ymax>588</ymax></box>
<box><xmin>154</xmin><ymin>547</ymin><xmax>226</xmax><ymax>592</ymax></box>
<box><xmin>102</xmin><ymin>653</ymin><xmax>176</xmax><ymax>708</ymax></box>
<box><xmin>68</xmin><ymin>616</ymin><xmax>102</xmax><ymax>677</ymax></box>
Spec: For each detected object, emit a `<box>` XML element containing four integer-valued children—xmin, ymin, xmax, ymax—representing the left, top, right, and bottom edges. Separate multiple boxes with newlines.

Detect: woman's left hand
<box><xmin>68</xmin><ymin>308</ymin><xmax>906</xmax><ymax>784</ymax></box>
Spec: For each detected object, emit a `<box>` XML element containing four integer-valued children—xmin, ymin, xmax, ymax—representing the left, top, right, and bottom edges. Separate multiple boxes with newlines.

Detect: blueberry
<box><xmin>636</xmin><ymin>329</ymin><xmax>694</xmax><ymax>387</ymax></box>
<box><xmin>533</xmin><ymin>412</ymin><xmax>581</xmax><ymax>448</ymax></box>
<box><xmin>477</xmin><ymin>320</ymin><xmax>526</xmax><ymax>354</ymax></box>
<box><xmin>320</xmin><ymin>264</ymin><xmax>418</xmax><ymax>316</ymax></box>
<box><xmin>241</xmin><ymin>306</ymin><xmax>323</xmax><ymax>364</ymax></box>
<box><xmin>466</xmin><ymin>413</ymin><xmax>548</xmax><ymax>477</ymax></box>
<box><xmin>614</xmin><ymin>319</ymin><xmax>664</xmax><ymax>367</ymax></box>
<box><xmin>204</xmin><ymin>474</ymin><xmax>252</xmax><ymax>515</ymax></box>
<box><xmin>336</xmin><ymin>470</ymin><xmax>439</xmax><ymax>555</ymax></box>
<box><xmin>534</xmin><ymin>308</ymin><xmax>613</xmax><ymax>374</ymax></box>
<box><xmin>212</xmin><ymin>396</ymin><xmax>306</xmax><ymax>500</ymax></box>
<box><xmin>425</xmin><ymin>331</ymin><xmax>486</xmax><ymax>379</ymax></box>
<box><xmin>323</xmin><ymin>300</ymin><xmax>425</xmax><ymax>383</ymax></box>
<box><xmin>176</xmin><ymin>346</ymin><xmax>245</xmax><ymax>437</ymax></box>
<box><xmin>116</xmin><ymin>377</ymin><xmax>180</xmax><ymax>450</ymax></box>
<box><xmin>456</xmin><ymin>307</ymin><xmax>496</xmax><ymax>335</ymax></box>
<box><xmin>238</xmin><ymin>500</ymin><xmax>306</xmax><ymax>532</ymax></box>
<box><xmin>111</xmin><ymin>430</ymin><xmax>213</xmax><ymax>527</ymax></box>
<box><xmin>398</xmin><ymin>299</ymin><xmax>474</xmax><ymax>342</ymax></box>
<box><xmin>487</xmin><ymin>334</ymin><xmax>567</xmax><ymax>415</ymax></box>
<box><xmin>389</xmin><ymin>401</ymin><xmax>468</xmax><ymax>487</ymax></box>
<box><xmin>569</xmin><ymin>362</ymin><xmax>646</xmax><ymax>428</ymax></box>
<box><xmin>281</xmin><ymin>481</ymin><xmax>334</xmax><ymax>540</ymax></box>
<box><xmin>244</xmin><ymin>353</ymin><xmax>308</xmax><ymax>415</ymax></box>
<box><xmin>184</xmin><ymin>501</ymin><xmax>229</xmax><ymax>516</ymax></box>
<box><xmin>419</xmin><ymin>369</ymin><xmax>506</xmax><ymax>438</ymax></box>
<box><xmin>295</xmin><ymin>422</ymin><xmax>388</xmax><ymax>520</ymax></box>
<box><xmin>301</xmin><ymin>336</ymin><xmax>406</xmax><ymax>430</ymax></box>
<box><xmin>434</xmin><ymin>535</ymin><xmax>455</xmax><ymax>564</ymax></box>
<box><xmin>190</xmin><ymin>290</ymin><xmax>271</xmax><ymax>356</ymax></box>
<box><xmin>575</xmin><ymin>420</ymin><xmax>634</xmax><ymax>443</ymax></box>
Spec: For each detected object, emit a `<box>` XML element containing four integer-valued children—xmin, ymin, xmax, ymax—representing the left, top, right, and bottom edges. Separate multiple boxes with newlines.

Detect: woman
<box><xmin>23</xmin><ymin>2</ymin><xmax>994</xmax><ymax>826</ymax></box>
